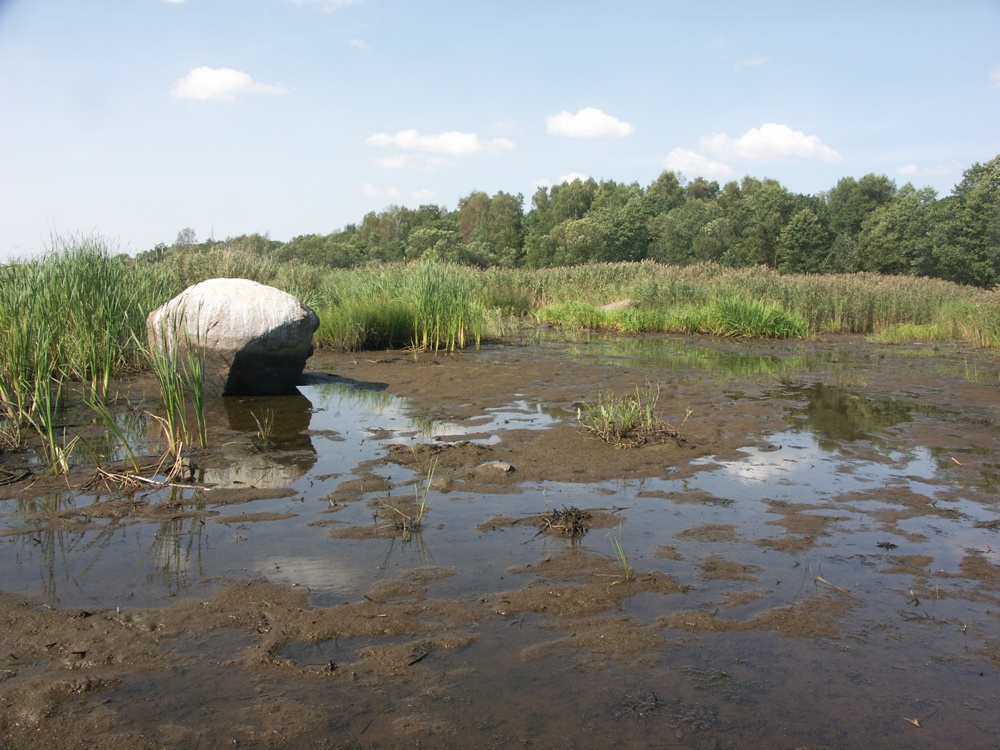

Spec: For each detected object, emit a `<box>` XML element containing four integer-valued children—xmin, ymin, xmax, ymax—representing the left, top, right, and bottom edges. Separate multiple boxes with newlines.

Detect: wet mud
<box><xmin>2</xmin><ymin>331</ymin><xmax>1000</xmax><ymax>748</ymax></box>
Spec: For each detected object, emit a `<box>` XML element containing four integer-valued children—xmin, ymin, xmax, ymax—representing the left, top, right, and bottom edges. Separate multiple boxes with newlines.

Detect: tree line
<box><xmin>146</xmin><ymin>154</ymin><xmax>1000</xmax><ymax>288</ymax></box>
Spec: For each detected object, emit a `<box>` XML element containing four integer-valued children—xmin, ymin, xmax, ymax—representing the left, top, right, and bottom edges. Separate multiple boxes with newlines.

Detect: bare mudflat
<box><xmin>2</xmin><ymin>331</ymin><xmax>999</xmax><ymax>749</ymax></box>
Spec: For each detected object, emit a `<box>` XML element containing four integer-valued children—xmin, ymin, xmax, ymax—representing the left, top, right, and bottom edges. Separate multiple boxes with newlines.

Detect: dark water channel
<box><xmin>2</xmin><ymin>334</ymin><xmax>1000</xmax><ymax>748</ymax></box>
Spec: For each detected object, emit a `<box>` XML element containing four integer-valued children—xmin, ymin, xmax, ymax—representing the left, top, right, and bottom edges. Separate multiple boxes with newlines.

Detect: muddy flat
<box><xmin>2</xmin><ymin>331</ymin><xmax>999</xmax><ymax>749</ymax></box>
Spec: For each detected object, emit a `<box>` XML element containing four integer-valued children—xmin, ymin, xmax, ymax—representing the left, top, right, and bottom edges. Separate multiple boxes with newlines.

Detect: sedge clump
<box><xmin>578</xmin><ymin>383</ymin><xmax>691</xmax><ymax>449</ymax></box>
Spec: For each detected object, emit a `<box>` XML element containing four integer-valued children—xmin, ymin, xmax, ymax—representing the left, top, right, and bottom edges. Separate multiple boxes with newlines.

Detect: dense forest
<box><xmin>144</xmin><ymin>154</ymin><xmax>1000</xmax><ymax>288</ymax></box>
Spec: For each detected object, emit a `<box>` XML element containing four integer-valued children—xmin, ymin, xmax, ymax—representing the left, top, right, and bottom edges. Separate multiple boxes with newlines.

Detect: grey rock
<box><xmin>477</xmin><ymin>460</ymin><xmax>515</xmax><ymax>473</ymax></box>
<box><xmin>147</xmin><ymin>278</ymin><xmax>319</xmax><ymax>396</ymax></box>
<box><xmin>602</xmin><ymin>298</ymin><xmax>635</xmax><ymax>311</ymax></box>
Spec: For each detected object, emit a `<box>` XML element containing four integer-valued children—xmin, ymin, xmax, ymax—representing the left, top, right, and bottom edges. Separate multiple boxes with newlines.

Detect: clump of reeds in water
<box><xmin>538</xmin><ymin>295</ymin><xmax>808</xmax><ymax>339</ymax></box>
<box><xmin>145</xmin><ymin>314</ymin><xmax>208</xmax><ymax>458</ymax></box>
<box><xmin>313</xmin><ymin>261</ymin><xmax>487</xmax><ymax>352</ymax></box>
<box><xmin>406</xmin><ymin>261</ymin><xmax>483</xmax><ymax>352</ymax></box>
<box><xmin>578</xmin><ymin>383</ymin><xmax>691</xmax><ymax>449</ymax></box>
<box><xmin>0</xmin><ymin>237</ymin><xmax>163</xmax><ymax>472</ymax></box>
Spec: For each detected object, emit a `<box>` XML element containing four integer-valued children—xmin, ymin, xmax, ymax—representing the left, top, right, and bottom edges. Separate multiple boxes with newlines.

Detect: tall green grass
<box><xmin>0</xmin><ymin>237</ymin><xmax>165</xmax><ymax>470</ymax></box>
<box><xmin>313</xmin><ymin>261</ymin><xmax>488</xmax><ymax>352</ymax></box>
<box><xmin>5</xmin><ymin>241</ymin><xmax>1000</xmax><ymax>455</ymax></box>
<box><xmin>537</xmin><ymin>295</ymin><xmax>808</xmax><ymax>339</ymax></box>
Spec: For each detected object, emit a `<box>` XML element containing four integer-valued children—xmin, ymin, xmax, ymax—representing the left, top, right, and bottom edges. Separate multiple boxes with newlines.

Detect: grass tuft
<box><xmin>578</xmin><ymin>383</ymin><xmax>691</xmax><ymax>448</ymax></box>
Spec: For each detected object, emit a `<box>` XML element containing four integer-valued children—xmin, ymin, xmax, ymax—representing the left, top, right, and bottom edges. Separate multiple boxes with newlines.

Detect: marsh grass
<box><xmin>413</xmin><ymin>458</ymin><xmax>436</xmax><ymax>529</ymax></box>
<box><xmin>25</xmin><ymin>372</ymin><xmax>79</xmax><ymax>474</ymax></box>
<box><xmin>707</xmin><ymin>296</ymin><xmax>809</xmax><ymax>338</ymax></box>
<box><xmin>0</xmin><ymin>416</ymin><xmax>22</xmax><ymax>452</ymax></box>
<box><xmin>867</xmin><ymin>323</ymin><xmax>954</xmax><ymax>344</ymax></box>
<box><xmin>578</xmin><ymin>383</ymin><xmax>691</xmax><ymax>448</ymax></box>
<box><xmin>82</xmin><ymin>392</ymin><xmax>141</xmax><ymax>474</ymax></box>
<box><xmin>538</xmin><ymin>295</ymin><xmax>807</xmax><ymax>339</ymax></box>
<box><xmin>406</xmin><ymin>262</ymin><xmax>482</xmax><ymax>352</ymax></box>
<box><xmin>378</xmin><ymin>459</ymin><xmax>437</xmax><ymax>541</ymax></box>
<box><xmin>145</xmin><ymin>316</ymin><xmax>208</xmax><ymax>456</ymax></box>
<box><xmin>8</xmin><ymin>243</ymin><xmax>1000</xmax><ymax>474</ymax></box>
<box><xmin>251</xmin><ymin>408</ymin><xmax>276</xmax><ymax>453</ymax></box>
<box><xmin>609</xmin><ymin>522</ymin><xmax>635</xmax><ymax>585</ymax></box>
<box><xmin>315</xmin><ymin>300</ymin><xmax>413</xmax><ymax>351</ymax></box>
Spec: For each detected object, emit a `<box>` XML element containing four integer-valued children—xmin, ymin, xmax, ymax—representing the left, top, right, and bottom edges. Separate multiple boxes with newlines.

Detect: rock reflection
<box><xmin>202</xmin><ymin>390</ymin><xmax>318</xmax><ymax>488</ymax></box>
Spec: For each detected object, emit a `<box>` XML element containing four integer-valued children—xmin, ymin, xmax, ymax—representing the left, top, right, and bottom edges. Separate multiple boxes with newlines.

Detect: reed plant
<box><xmin>9</xmin><ymin>242</ymin><xmax>1000</xmax><ymax>465</ymax></box>
<box><xmin>406</xmin><ymin>261</ymin><xmax>482</xmax><ymax>352</ymax></box>
<box><xmin>706</xmin><ymin>296</ymin><xmax>809</xmax><ymax>338</ymax></box>
<box><xmin>82</xmin><ymin>392</ymin><xmax>141</xmax><ymax>473</ymax></box>
<box><xmin>411</xmin><ymin>458</ymin><xmax>436</xmax><ymax>532</ymax></box>
<box><xmin>578</xmin><ymin>383</ymin><xmax>692</xmax><ymax>448</ymax></box>
<box><xmin>609</xmin><ymin>522</ymin><xmax>635</xmax><ymax>585</ymax></box>
<box><xmin>251</xmin><ymin>408</ymin><xmax>275</xmax><ymax>453</ymax></box>
<box><xmin>25</xmin><ymin>370</ymin><xmax>79</xmax><ymax>474</ymax></box>
<box><xmin>146</xmin><ymin>336</ymin><xmax>188</xmax><ymax>458</ymax></box>
<box><xmin>314</xmin><ymin>299</ymin><xmax>414</xmax><ymax>351</ymax></box>
<box><xmin>145</xmin><ymin>315</ymin><xmax>208</xmax><ymax>456</ymax></box>
<box><xmin>378</xmin><ymin>459</ymin><xmax>437</xmax><ymax>542</ymax></box>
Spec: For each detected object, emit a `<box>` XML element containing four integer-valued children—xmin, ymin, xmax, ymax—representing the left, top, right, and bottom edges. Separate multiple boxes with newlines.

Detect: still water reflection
<box><xmin>0</xmin><ymin>338</ymin><xmax>996</xmax><ymax>611</ymax></box>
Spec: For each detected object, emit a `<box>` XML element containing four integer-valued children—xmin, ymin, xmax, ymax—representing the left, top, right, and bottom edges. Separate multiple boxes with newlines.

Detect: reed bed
<box><xmin>4</xmin><ymin>242</ymin><xmax>1000</xmax><ymax>436</ymax></box>
<box><xmin>7</xmin><ymin>239</ymin><xmax>1000</xmax><ymax>470</ymax></box>
<box><xmin>314</xmin><ymin>261</ymin><xmax>489</xmax><ymax>352</ymax></box>
<box><xmin>538</xmin><ymin>296</ymin><xmax>809</xmax><ymax>339</ymax></box>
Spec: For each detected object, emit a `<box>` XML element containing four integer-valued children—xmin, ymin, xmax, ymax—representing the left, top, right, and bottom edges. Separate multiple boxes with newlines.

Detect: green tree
<box><xmin>645</xmin><ymin>171</ymin><xmax>686</xmax><ymax>216</ymax></box>
<box><xmin>523</xmin><ymin>179</ymin><xmax>596</xmax><ymax>267</ymax></box>
<box><xmin>457</xmin><ymin>191</ymin><xmax>491</xmax><ymax>243</ymax></box>
<box><xmin>778</xmin><ymin>208</ymin><xmax>831</xmax><ymax>273</ymax></box>
<box><xmin>826</xmin><ymin>174</ymin><xmax>898</xmax><ymax>237</ymax></box>
<box><xmin>858</xmin><ymin>185</ymin><xmax>941</xmax><ymax>277</ymax></box>
<box><xmin>596</xmin><ymin>195</ymin><xmax>650</xmax><ymax>262</ymax></box>
<box><xmin>547</xmin><ymin>178</ymin><xmax>598</xmax><ymax>224</ymax></box>
<box><xmin>823</xmin><ymin>233</ymin><xmax>859</xmax><ymax>273</ymax></box>
<box><xmin>686</xmin><ymin>176</ymin><xmax>721</xmax><ymax>202</ymax></box>
<box><xmin>649</xmin><ymin>199</ymin><xmax>724</xmax><ymax>265</ymax></box>
<box><xmin>405</xmin><ymin>226</ymin><xmax>463</xmax><ymax>262</ymax></box>
<box><xmin>174</xmin><ymin>227</ymin><xmax>197</xmax><ymax>247</ymax></box>
<box><xmin>484</xmin><ymin>192</ymin><xmax>526</xmax><ymax>265</ymax></box>
<box><xmin>549</xmin><ymin>216</ymin><xmax>606</xmax><ymax>265</ymax></box>
<box><xmin>937</xmin><ymin>155</ymin><xmax>1000</xmax><ymax>287</ymax></box>
<box><xmin>721</xmin><ymin>177</ymin><xmax>796</xmax><ymax>267</ymax></box>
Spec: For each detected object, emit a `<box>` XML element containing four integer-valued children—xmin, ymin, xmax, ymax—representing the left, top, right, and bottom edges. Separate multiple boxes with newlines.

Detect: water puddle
<box><xmin>2</xmin><ymin>334</ymin><xmax>999</xmax><ymax>748</ymax></box>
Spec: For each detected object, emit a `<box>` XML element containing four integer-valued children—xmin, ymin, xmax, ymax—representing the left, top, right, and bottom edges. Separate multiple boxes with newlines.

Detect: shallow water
<box><xmin>2</xmin><ymin>334</ymin><xmax>1000</xmax><ymax>748</ymax></box>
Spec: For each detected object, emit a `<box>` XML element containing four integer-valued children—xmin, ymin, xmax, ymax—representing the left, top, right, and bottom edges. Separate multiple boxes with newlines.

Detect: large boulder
<box><xmin>147</xmin><ymin>278</ymin><xmax>319</xmax><ymax>396</ymax></box>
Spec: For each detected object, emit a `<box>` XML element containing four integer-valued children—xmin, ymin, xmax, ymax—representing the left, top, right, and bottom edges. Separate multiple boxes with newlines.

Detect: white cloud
<box><xmin>360</xmin><ymin>182</ymin><xmax>400</xmax><ymax>199</ymax></box>
<box><xmin>171</xmin><ymin>66</ymin><xmax>287</xmax><ymax>101</ymax></box>
<box><xmin>663</xmin><ymin>148</ymin><xmax>735</xmax><ymax>178</ymax></box>
<box><xmin>990</xmin><ymin>65</ymin><xmax>1000</xmax><ymax>89</ymax></box>
<box><xmin>348</xmin><ymin>39</ymin><xmax>369</xmax><ymax>50</ymax></box>
<box><xmin>163</xmin><ymin>0</ymin><xmax>186</xmax><ymax>4</ymax></box>
<box><xmin>366</xmin><ymin>129</ymin><xmax>514</xmax><ymax>157</ymax></box>
<box><xmin>700</xmin><ymin>123</ymin><xmax>842</xmax><ymax>163</ymax></box>
<box><xmin>545</xmin><ymin>107</ymin><xmax>634</xmax><ymax>138</ymax></box>
<box><xmin>559</xmin><ymin>171</ymin><xmax>590</xmax><ymax>184</ymax></box>
<box><xmin>898</xmin><ymin>162</ymin><xmax>962</xmax><ymax>178</ymax></box>
<box><xmin>366</xmin><ymin>128</ymin><xmax>514</xmax><ymax>170</ymax></box>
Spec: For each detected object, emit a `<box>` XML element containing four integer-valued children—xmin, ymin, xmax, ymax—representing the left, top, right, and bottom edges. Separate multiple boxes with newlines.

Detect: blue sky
<box><xmin>1</xmin><ymin>0</ymin><xmax>998</xmax><ymax>260</ymax></box>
